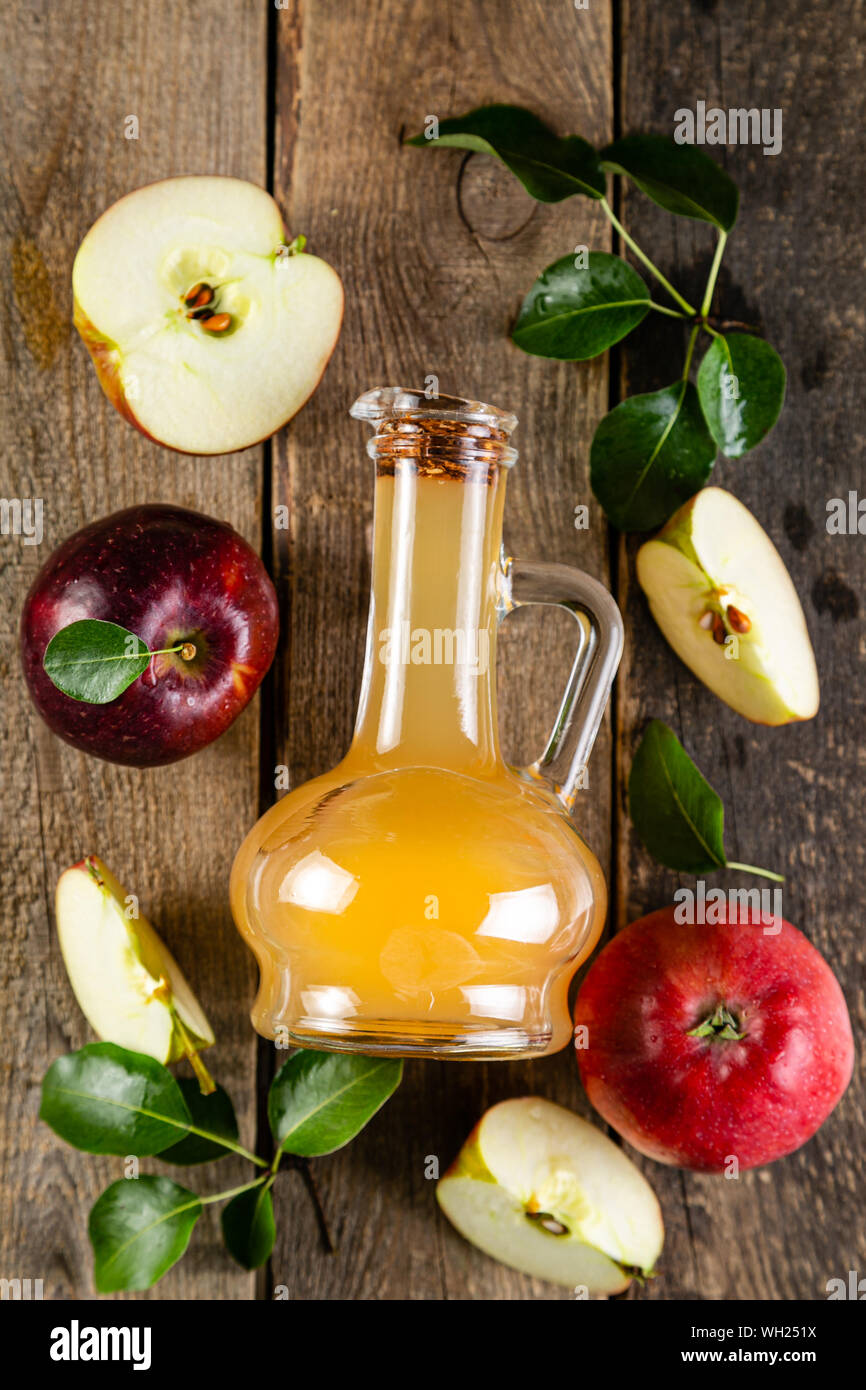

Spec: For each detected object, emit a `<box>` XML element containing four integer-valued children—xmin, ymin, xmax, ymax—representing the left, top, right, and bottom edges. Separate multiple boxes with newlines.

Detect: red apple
<box><xmin>575</xmin><ymin>905</ymin><xmax>854</xmax><ymax>1172</ymax></box>
<box><xmin>21</xmin><ymin>505</ymin><xmax>278</xmax><ymax>767</ymax></box>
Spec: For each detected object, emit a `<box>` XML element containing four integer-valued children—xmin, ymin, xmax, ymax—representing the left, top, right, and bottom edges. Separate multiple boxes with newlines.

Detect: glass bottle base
<box><xmin>276</xmin><ymin>1015</ymin><xmax>555</xmax><ymax>1060</ymax></box>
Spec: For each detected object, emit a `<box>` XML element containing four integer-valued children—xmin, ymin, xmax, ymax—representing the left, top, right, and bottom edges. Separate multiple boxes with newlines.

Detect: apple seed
<box><xmin>726</xmin><ymin>604</ymin><xmax>752</xmax><ymax>634</ymax></box>
<box><xmin>525</xmin><ymin>1211</ymin><xmax>569</xmax><ymax>1237</ymax></box>
<box><xmin>711</xmin><ymin>614</ymin><xmax>727</xmax><ymax>644</ymax></box>
<box><xmin>200</xmin><ymin>313</ymin><xmax>232</xmax><ymax>333</ymax></box>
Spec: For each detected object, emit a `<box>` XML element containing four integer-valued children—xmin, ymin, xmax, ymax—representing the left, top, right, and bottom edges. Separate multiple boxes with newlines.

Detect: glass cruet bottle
<box><xmin>230</xmin><ymin>388</ymin><xmax>623</xmax><ymax>1059</ymax></box>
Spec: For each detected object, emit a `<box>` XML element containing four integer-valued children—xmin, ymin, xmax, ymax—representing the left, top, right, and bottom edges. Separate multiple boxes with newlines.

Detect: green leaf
<box><xmin>221</xmin><ymin>1182</ymin><xmax>276</xmax><ymax>1270</ymax></box>
<box><xmin>43</xmin><ymin>618</ymin><xmax>150</xmax><ymax>703</ymax></box>
<box><xmin>269</xmin><ymin>1051</ymin><xmax>402</xmax><ymax>1158</ymax></box>
<box><xmin>40</xmin><ymin>1043</ymin><xmax>192</xmax><ymax>1156</ymax></box>
<box><xmin>628</xmin><ymin>720</ymin><xmax>727</xmax><ymax>874</ymax></box>
<box><xmin>590</xmin><ymin>381</ymin><xmax>716</xmax><ymax>531</ymax></box>
<box><xmin>696</xmin><ymin>333</ymin><xmax>786</xmax><ymax>458</ymax></box>
<box><xmin>159</xmin><ymin>1080</ymin><xmax>239</xmax><ymax>1165</ymax></box>
<box><xmin>407</xmin><ymin>104</ymin><xmax>605</xmax><ymax>201</ymax></box>
<box><xmin>601</xmin><ymin>134</ymin><xmax>739</xmax><ymax>231</ymax></box>
<box><xmin>90</xmin><ymin>1175</ymin><xmax>201</xmax><ymax>1292</ymax></box>
<box><xmin>512</xmin><ymin>252</ymin><xmax>650</xmax><ymax>361</ymax></box>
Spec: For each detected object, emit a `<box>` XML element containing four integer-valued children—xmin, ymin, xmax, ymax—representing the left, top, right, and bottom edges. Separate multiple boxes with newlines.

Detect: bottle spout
<box><xmin>350</xmin><ymin>386</ymin><xmax>518</xmax><ymax>438</ymax></box>
<box><xmin>350</xmin><ymin>386</ymin><xmax>519</xmax><ymax>475</ymax></box>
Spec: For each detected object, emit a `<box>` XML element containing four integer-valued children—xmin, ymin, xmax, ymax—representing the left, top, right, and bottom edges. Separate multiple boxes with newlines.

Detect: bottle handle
<box><xmin>500</xmin><ymin>555</ymin><xmax>624</xmax><ymax>811</ymax></box>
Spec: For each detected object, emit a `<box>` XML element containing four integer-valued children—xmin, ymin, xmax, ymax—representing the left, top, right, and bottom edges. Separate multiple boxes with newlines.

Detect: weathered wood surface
<box><xmin>1</xmin><ymin>0</ymin><xmax>862</xmax><ymax>1303</ymax></box>
<box><xmin>0</xmin><ymin>0</ymin><xmax>266</xmax><ymax>1299</ymax></box>
<box><xmin>616</xmin><ymin>0</ymin><xmax>866</xmax><ymax>1299</ymax></box>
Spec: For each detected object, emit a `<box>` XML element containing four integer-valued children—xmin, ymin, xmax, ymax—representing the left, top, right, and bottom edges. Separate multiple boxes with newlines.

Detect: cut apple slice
<box><xmin>437</xmin><ymin>1097</ymin><xmax>663</xmax><ymax>1292</ymax></box>
<box><xmin>636</xmin><ymin>487</ymin><xmax>819</xmax><ymax>724</ymax></box>
<box><xmin>56</xmin><ymin>857</ymin><xmax>214</xmax><ymax>1087</ymax></box>
<box><xmin>73</xmin><ymin>176</ymin><xmax>343</xmax><ymax>454</ymax></box>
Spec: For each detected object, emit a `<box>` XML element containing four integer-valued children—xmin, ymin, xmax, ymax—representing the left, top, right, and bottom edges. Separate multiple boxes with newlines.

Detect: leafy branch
<box><xmin>40</xmin><ymin>1042</ymin><xmax>402</xmax><ymax>1292</ymax></box>
<box><xmin>409</xmin><ymin>106</ymin><xmax>786</xmax><ymax>532</ymax></box>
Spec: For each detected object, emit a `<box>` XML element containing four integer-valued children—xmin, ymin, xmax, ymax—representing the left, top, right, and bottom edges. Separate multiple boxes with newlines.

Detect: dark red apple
<box><xmin>575</xmin><ymin>906</ymin><xmax>854</xmax><ymax>1172</ymax></box>
<box><xmin>21</xmin><ymin>505</ymin><xmax>278</xmax><ymax>767</ymax></box>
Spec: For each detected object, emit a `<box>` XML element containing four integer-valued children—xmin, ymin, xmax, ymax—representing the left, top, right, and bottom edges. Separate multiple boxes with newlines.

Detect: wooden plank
<box><xmin>269</xmin><ymin>0</ymin><xmax>613</xmax><ymax>1299</ymax></box>
<box><xmin>0</xmin><ymin>0</ymin><xmax>267</xmax><ymax>1298</ymax></box>
<box><xmin>617</xmin><ymin>0</ymin><xmax>866</xmax><ymax>1298</ymax></box>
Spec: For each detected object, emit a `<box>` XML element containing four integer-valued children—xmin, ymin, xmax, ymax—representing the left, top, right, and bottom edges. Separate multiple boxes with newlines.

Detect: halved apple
<box><xmin>437</xmin><ymin>1098</ymin><xmax>663</xmax><ymax>1292</ymax></box>
<box><xmin>636</xmin><ymin>487</ymin><xmax>819</xmax><ymax>724</ymax></box>
<box><xmin>56</xmin><ymin>856</ymin><xmax>215</xmax><ymax>1089</ymax></box>
<box><xmin>72</xmin><ymin>176</ymin><xmax>343</xmax><ymax>454</ymax></box>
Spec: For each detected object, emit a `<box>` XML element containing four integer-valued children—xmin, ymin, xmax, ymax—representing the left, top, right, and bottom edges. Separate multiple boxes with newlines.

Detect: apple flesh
<box><xmin>437</xmin><ymin>1097</ymin><xmax>663</xmax><ymax>1292</ymax></box>
<box><xmin>636</xmin><ymin>487</ymin><xmax>819</xmax><ymax>724</ymax></box>
<box><xmin>575</xmin><ymin>905</ymin><xmax>854</xmax><ymax>1172</ymax></box>
<box><xmin>56</xmin><ymin>857</ymin><xmax>214</xmax><ymax>1085</ymax></box>
<box><xmin>20</xmin><ymin>504</ymin><xmax>278</xmax><ymax>766</ymax></box>
<box><xmin>73</xmin><ymin>176</ymin><xmax>343</xmax><ymax>454</ymax></box>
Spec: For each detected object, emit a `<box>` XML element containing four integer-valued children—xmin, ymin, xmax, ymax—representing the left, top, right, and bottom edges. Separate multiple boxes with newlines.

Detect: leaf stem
<box><xmin>726</xmin><ymin>862</ymin><xmax>785</xmax><ymax>883</ymax></box>
<box><xmin>681</xmin><ymin>323</ymin><xmax>700</xmax><ymax>382</ymax></box>
<box><xmin>647</xmin><ymin>301</ymin><xmax>688</xmax><ymax>320</ymax></box>
<box><xmin>199</xmin><ymin>1174</ymin><xmax>269</xmax><ymax>1208</ymax></box>
<box><xmin>178</xmin><ymin>1123</ymin><xmax>269</xmax><ymax>1168</ymax></box>
<box><xmin>700</xmin><ymin>230</ymin><xmax>727</xmax><ymax>318</ymax></box>
<box><xmin>600</xmin><ymin>197</ymin><xmax>697</xmax><ymax>315</ymax></box>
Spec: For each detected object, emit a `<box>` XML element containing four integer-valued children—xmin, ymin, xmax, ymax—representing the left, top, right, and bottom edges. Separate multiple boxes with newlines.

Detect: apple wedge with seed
<box><xmin>73</xmin><ymin>176</ymin><xmax>343</xmax><ymax>455</ymax></box>
<box><xmin>437</xmin><ymin>1098</ymin><xmax>663</xmax><ymax>1292</ymax></box>
<box><xmin>636</xmin><ymin>487</ymin><xmax>819</xmax><ymax>724</ymax></box>
<box><xmin>56</xmin><ymin>856</ymin><xmax>215</xmax><ymax>1090</ymax></box>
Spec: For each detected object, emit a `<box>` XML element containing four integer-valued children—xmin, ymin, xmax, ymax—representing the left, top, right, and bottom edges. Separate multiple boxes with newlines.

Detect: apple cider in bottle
<box><xmin>230</xmin><ymin>389</ymin><xmax>623</xmax><ymax>1058</ymax></box>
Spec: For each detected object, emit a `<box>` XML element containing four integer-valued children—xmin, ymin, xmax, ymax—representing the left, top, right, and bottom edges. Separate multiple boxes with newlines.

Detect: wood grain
<box><xmin>616</xmin><ymin>0</ymin><xmax>866</xmax><ymax>1300</ymax></box>
<box><xmin>267</xmin><ymin>0</ymin><xmax>613</xmax><ymax>1299</ymax></box>
<box><xmin>0</xmin><ymin>0</ymin><xmax>267</xmax><ymax>1299</ymax></box>
<box><xmin>1</xmin><ymin>0</ymin><xmax>861</xmax><ymax>1305</ymax></box>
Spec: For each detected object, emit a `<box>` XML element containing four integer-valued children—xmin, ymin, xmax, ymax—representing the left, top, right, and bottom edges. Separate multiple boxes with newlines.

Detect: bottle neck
<box><xmin>349</xmin><ymin>462</ymin><xmax>507</xmax><ymax>774</ymax></box>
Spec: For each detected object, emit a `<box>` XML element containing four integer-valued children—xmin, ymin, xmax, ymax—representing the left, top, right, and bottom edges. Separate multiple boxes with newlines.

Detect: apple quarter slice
<box><xmin>637</xmin><ymin>487</ymin><xmax>819</xmax><ymax>724</ymax></box>
<box><xmin>56</xmin><ymin>857</ymin><xmax>214</xmax><ymax>1071</ymax></box>
<box><xmin>437</xmin><ymin>1098</ymin><xmax>663</xmax><ymax>1292</ymax></box>
<box><xmin>73</xmin><ymin>176</ymin><xmax>343</xmax><ymax>455</ymax></box>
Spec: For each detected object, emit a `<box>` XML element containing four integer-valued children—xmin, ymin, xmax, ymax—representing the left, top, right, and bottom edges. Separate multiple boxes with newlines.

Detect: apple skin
<box><xmin>575</xmin><ymin>905</ymin><xmax>854</xmax><ymax>1172</ymax></box>
<box><xmin>72</xmin><ymin>304</ymin><xmax>158</xmax><ymax>442</ymax></box>
<box><xmin>21</xmin><ymin>504</ymin><xmax>278</xmax><ymax>767</ymax></box>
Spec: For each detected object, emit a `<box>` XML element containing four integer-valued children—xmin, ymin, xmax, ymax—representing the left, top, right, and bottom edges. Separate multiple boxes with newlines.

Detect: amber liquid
<box><xmin>230</xmin><ymin>465</ymin><xmax>606</xmax><ymax>1058</ymax></box>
